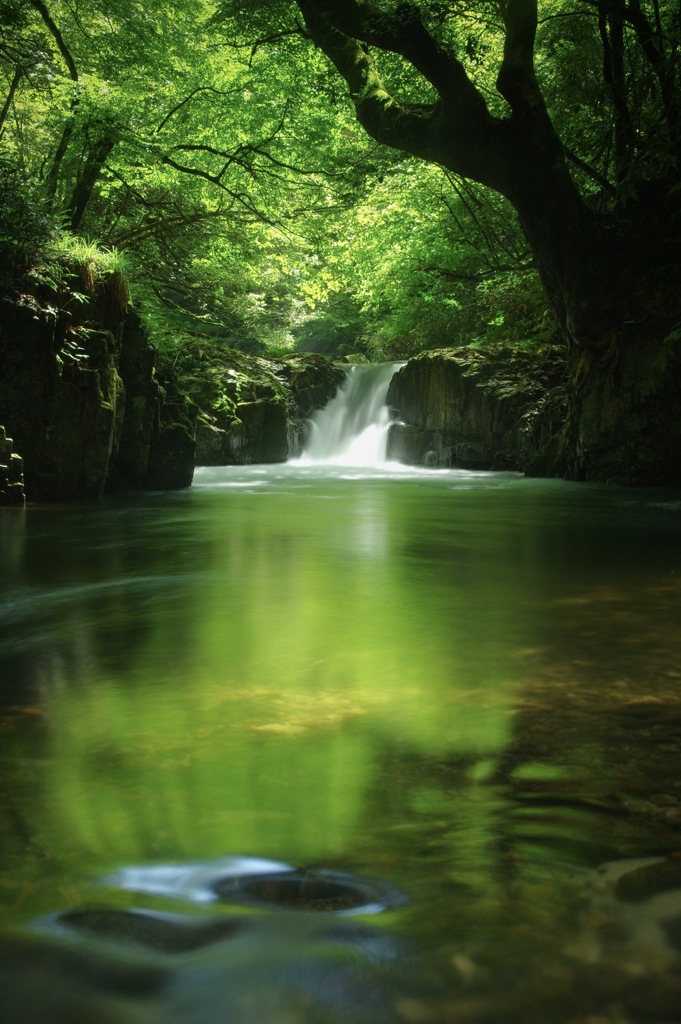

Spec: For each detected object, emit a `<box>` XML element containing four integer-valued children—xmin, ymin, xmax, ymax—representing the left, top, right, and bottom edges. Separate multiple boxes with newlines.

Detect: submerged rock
<box><xmin>3</xmin><ymin>905</ymin><xmax>425</xmax><ymax>1024</ymax></box>
<box><xmin>51</xmin><ymin>907</ymin><xmax>249</xmax><ymax>954</ymax></box>
<box><xmin>615</xmin><ymin>853</ymin><xmax>681</xmax><ymax>903</ymax></box>
<box><xmin>0</xmin><ymin>930</ymin><xmax>165</xmax><ymax>1024</ymax></box>
<box><xmin>211</xmin><ymin>866</ymin><xmax>408</xmax><ymax>914</ymax></box>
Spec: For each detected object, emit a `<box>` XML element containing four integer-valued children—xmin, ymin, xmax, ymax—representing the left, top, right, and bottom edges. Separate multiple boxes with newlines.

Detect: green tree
<box><xmin>305</xmin><ymin>159</ymin><xmax>543</xmax><ymax>358</ymax></box>
<box><xmin>281</xmin><ymin>0</ymin><xmax>678</xmax><ymax>334</ymax></box>
<box><xmin>220</xmin><ymin>0</ymin><xmax>681</xmax><ymax>480</ymax></box>
<box><xmin>0</xmin><ymin>0</ymin><xmax>351</xmax><ymax>347</ymax></box>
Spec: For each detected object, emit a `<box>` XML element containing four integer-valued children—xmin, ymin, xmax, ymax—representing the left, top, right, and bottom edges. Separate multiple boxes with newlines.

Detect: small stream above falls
<box><xmin>297</xmin><ymin>362</ymin><xmax>402</xmax><ymax>466</ymax></box>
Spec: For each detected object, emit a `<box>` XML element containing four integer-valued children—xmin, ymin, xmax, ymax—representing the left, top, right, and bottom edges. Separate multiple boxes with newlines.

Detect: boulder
<box><xmin>190</xmin><ymin>351</ymin><xmax>343</xmax><ymax>465</ymax></box>
<box><xmin>109</xmin><ymin>310</ymin><xmax>196</xmax><ymax>492</ymax></box>
<box><xmin>1</xmin><ymin>908</ymin><xmax>424</xmax><ymax>1024</ymax></box>
<box><xmin>0</xmin><ymin>297</ymin><xmax>121</xmax><ymax>499</ymax></box>
<box><xmin>196</xmin><ymin>399</ymin><xmax>289</xmax><ymax>465</ymax></box>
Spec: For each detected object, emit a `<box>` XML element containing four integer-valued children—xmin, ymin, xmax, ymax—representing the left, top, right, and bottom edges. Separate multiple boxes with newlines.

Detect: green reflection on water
<box><xmin>41</xmin><ymin>479</ymin><xmax>532</xmax><ymax>880</ymax></box>
<box><xmin>1</xmin><ymin>472</ymin><xmax>681</xmax><ymax>929</ymax></box>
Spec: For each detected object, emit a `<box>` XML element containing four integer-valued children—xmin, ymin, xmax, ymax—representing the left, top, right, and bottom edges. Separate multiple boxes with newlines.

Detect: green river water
<box><xmin>1</xmin><ymin>462</ymin><xmax>681</xmax><ymax>1023</ymax></box>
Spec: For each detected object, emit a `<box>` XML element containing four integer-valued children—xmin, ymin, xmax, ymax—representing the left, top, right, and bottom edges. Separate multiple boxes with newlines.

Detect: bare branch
<box><xmin>564</xmin><ymin>147</ymin><xmax>616</xmax><ymax>196</ymax></box>
<box><xmin>417</xmin><ymin>261</ymin><xmax>535</xmax><ymax>282</ymax></box>
<box><xmin>0</xmin><ymin>67</ymin><xmax>23</xmax><ymax>135</ymax></box>
<box><xmin>160</xmin><ymin>155</ymin><xmax>279</xmax><ymax>224</ymax></box>
<box><xmin>155</xmin><ymin>85</ymin><xmax>244</xmax><ymax>134</ymax></box>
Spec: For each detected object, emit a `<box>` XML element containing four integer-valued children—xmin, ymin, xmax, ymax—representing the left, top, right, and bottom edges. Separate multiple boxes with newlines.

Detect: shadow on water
<box><xmin>1</xmin><ymin>456</ymin><xmax>681</xmax><ymax>1020</ymax></box>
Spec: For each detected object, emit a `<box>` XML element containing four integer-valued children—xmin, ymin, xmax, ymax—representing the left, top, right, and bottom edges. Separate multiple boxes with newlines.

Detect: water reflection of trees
<box><xmin>3</xmin><ymin>482</ymin><xmax>681</xmax><ymax>943</ymax></box>
<box><xmin>357</xmin><ymin>577</ymin><xmax>681</xmax><ymax>936</ymax></box>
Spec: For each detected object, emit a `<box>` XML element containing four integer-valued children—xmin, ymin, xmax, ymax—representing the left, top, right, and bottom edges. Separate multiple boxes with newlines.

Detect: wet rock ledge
<box><xmin>0</xmin><ymin>426</ymin><xmax>25</xmax><ymax>505</ymax></box>
<box><xmin>387</xmin><ymin>345</ymin><xmax>567</xmax><ymax>472</ymax></box>
<box><xmin>182</xmin><ymin>349</ymin><xmax>344</xmax><ymax>466</ymax></box>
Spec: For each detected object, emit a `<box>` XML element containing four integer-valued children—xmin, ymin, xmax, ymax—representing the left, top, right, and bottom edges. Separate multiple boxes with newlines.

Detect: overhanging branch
<box><xmin>496</xmin><ymin>0</ymin><xmax>544</xmax><ymax>117</ymax></box>
<box><xmin>293</xmin><ymin>0</ymin><xmax>500</xmax><ymax>181</ymax></box>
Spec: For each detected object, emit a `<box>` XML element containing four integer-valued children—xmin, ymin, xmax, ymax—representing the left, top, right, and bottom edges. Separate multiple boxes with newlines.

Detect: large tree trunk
<box><xmin>560</xmin><ymin>321</ymin><xmax>681</xmax><ymax>485</ymax></box>
<box><xmin>520</xmin><ymin>191</ymin><xmax>681</xmax><ymax>482</ymax></box>
<box><xmin>514</xmin><ymin>167</ymin><xmax>681</xmax><ymax>483</ymax></box>
<box><xmin>292</xmin><ymin>0</ymin><xmax>681</xmax><ymax>484</ymax></box>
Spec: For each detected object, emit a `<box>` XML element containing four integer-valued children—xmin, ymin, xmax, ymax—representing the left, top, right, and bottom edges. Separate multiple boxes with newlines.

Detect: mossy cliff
<box><xmin>387</xmin><ymin>345</ymin><xmax>567</xmax><ymax>473</ymax></box>
<box><xmin>0</xmin><ymin>269</ymin><xmax>196</xmax><ymax>501</ymax></box>
<box><xmin>174</xmin><ymin>343</ymin><xmax>344</xmax><ymax>466</ymax></box>
<box><xmin>388</xmin><ymin>327</ymin><xmax>681</xmax><ymax>487</ymax></box>
<box><xmin>0</xmin><ymin>261</ymin><xmax>345</xmax><ymax>498</ymax></box>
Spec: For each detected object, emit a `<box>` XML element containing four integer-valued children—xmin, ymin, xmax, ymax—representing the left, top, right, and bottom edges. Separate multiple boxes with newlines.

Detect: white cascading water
<box><xmin>299</xmin><ymin>362</ymin><xmax>401</xmax><ymax>466</ymax></box>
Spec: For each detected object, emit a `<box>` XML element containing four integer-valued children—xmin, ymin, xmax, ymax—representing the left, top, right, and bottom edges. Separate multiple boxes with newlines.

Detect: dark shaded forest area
<box><xmin>1</xmin><ymin>0</ymin><xmax>680</xmax><ymax>488</ymax></box>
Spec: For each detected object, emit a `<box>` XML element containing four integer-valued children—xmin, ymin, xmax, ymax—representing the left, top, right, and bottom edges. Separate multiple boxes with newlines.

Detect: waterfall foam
<box><xmin>297</xmin><ymin>362</ymin><xmax>401</xmax><ymax>467</ymax></box>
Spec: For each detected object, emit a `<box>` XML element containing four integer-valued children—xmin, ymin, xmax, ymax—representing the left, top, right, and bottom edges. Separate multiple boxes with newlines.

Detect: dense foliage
<box><xmin>2</xmin><ymin>0</ymin><xmax>679</xmax><ymax>363</ymax></box>
<box><xmin>0</xmin><ymin>0</ymin><xmax>554</xmax><ymax>359</ymax></box>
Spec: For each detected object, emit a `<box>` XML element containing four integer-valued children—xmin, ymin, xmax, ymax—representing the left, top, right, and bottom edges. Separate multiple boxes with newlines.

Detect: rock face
<box><xmin>190</xmin><ymin>352</ymin><xmax>344</xmax><ymax>466</ymax></box>
<box><xmin>0</xmin><ymin>266</ymin><xmax>343</xmax><ymax>498</ymax></box>
<box><xmin>386</xmin><ymin>346</ymin><xmax>566</xmax><ymax>471</ymax></box>
<box><xmin>0</xmin><ymin>426</ymin><xmax>25</xmax><ymax>504</ymax></box>
<box><xmin>108</xmin><ymin>310</ymin><xmax>196</xmax><ymax>492</ymax></box>
<box><xmin>563</xmin><ymin>332</ymin><xmax>681</xmax><ymax>486</ymax></box>
<box><xmin>196</xmin><ymin>399</ymin><xmax>290</xmax><ymax>466</ymax></box>
<box><xmin>0</xmin><ymin>283</ymin><xmax>196</xmax><ymax>501</ymax></box>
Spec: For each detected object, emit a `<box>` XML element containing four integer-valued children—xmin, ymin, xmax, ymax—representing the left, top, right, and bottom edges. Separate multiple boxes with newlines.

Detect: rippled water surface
<box><xmin>1</xmin><ymin>466</ymin><xmax>681</xmax><ymax>1023</ymax></box>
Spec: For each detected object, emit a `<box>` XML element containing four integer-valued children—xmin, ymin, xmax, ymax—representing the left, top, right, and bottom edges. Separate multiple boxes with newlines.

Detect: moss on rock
<box><xmin>174</xmin><ymin>342</ymin><xmax>342</xmax><ymax>466</ymax></box>
<box><xmin>386</xmin><ymin>344</ymin><xmax>566</xmax><ymax>472</ymax></box>
<box><xmin>0</xmin><ymin>272</ymin><xmax>196</xmax><ymax>499</ymax></box>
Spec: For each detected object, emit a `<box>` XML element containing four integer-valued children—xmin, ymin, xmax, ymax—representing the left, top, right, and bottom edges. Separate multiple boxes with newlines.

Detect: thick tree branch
<box><xmin>294</xmin><ymin>0</ymin><xmax>432</xmax><ymax>151</ymax></box>
<box><xmin>298</xmin><ymin>0</ymin><xmax>488</xmax><ymax>118</ymax></box>
<box><xmin>496</xmin><ymin>0</ymin><xmax>545</xmax><ymax>118</ymax></box>
<box><xmin>29</xmin><ymin>0</ymin><xmax>78</xmax><ymax>81</ymax></box>
<box><xmin>293</xmin><ymin>0</ymin><xmax>502</xmax><ymax>186</ymax></box>
<box><xmin>598</xmin><ymin>0</ymin><xmax>636</xmax><ymax>192</ymax></box>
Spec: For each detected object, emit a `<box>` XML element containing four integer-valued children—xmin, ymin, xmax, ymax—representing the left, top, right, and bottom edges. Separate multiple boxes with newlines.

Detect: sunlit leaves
<box><xmin>290</xmin><ymin>158</ymin><xmax>543</xmax><ymax>358</ymax></box>
<box><xmin>5</xmin><ymin>0</ymin><xmax>678</xmax><ymax>359</ymax></box>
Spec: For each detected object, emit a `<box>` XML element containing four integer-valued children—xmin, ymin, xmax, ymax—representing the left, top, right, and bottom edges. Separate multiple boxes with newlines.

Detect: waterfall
<box><xmin>298</xmin><ymin>362</ymin><xmax>401</xmax><ymax>466</ymax></box>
